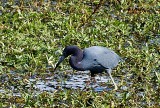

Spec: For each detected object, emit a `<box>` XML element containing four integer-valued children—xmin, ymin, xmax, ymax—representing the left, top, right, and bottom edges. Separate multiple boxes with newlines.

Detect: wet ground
<box><xmin>0</xmin><ymin>69</ymin><xmax>129</xmax><ymax>96</ymax></box>
<box><xmin>34</xmin><ymin>70</ymin><xmax>115</xmax><ymax>92</ymax></box>
<box><xmin>2</xmin><ymin>69</ymin><xmax>158</xmax><ymax>107</ymax></box>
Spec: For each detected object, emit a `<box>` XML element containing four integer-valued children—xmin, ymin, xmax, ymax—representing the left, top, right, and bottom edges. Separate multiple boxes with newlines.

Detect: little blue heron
<box><xmin>54</xmin><ymin>45</ymin><xmax>121</xmax><ymax>90</ymax></box>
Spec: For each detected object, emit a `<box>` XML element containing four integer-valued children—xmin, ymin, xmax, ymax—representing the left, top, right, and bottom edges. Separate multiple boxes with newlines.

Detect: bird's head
<box><xmin>54</xmin><ymin>46</ymin><xmax>75</xmax><ymax>71</ymax></box>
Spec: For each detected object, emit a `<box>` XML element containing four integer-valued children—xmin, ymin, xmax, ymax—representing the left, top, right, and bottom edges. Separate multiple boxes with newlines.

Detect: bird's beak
<box><xmin>54</xmin><ymin>56</ymin><xmax>65</xmax><ymax>72</ymax></box>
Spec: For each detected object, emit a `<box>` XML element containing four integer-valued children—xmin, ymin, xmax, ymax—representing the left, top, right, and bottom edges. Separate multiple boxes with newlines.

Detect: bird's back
<box><xmin>81</xmin><ymin>46</ymin><xmax>120</xmax><ymax>70</ymax></box>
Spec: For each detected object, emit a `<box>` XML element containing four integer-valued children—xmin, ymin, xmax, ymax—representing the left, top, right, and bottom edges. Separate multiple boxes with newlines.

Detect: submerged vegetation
<box><xmin>0</xmin><ymin>0</ymin><xmax>160</xmax><ymax>107</ymax></box>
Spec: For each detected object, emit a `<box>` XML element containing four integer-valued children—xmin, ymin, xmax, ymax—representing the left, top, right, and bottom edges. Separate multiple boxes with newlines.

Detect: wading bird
<box><xmin>54</xmin><ymin>45</ymin><xmax>121</xmax><ymax>90</ymax></box>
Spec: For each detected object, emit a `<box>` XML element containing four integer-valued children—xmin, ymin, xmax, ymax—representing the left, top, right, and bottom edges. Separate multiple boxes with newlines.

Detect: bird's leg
<box><xmin>71</xmin><ymin>69</ymin><xmax>75</xmax><ymax>77</ymax></box>
<box><xmin>90</xmin><ymin>73</ymin><xmax>96</xmax><ymax>89</ymax></box>
<box><xmin>91</xmin><ymin>76</ymin><xmax>96</xmax><ymax>84</ymax></box>
<box><xmin>106</xmin><ymin>69</ymin><xmax>118</xmax><ymax>90</ymax></box>
<box><xmin>83</xmin><ymin>74</ymin><xmax>95</xmax><ymax>90</ymax></box>
<box><xmin>99</xmin><ymin>75</ymin><xmax>103</xmax><ymax>88</ymax></box>
<box><xmin>91</xmin><ymin>73</ymin><xmax>96</xmax><ymax>83</ymax></box>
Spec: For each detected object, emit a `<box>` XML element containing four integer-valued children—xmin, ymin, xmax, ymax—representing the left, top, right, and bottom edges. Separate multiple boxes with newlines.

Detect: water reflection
<box><xmin>30</xmin><ymin>71</ymin><xmax>120</xmax><ymax>92</ymax></box>
<box><xmin>0</xmin><ymin>70</ymin><xmax>125</xmax><ymax>96</ymax></box>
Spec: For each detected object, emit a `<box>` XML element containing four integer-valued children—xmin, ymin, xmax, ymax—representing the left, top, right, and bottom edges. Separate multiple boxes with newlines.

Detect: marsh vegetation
<box><xmin>0</xmin><ymin>0</ymin><xmax>160</xmax><ymax>107</ymax></box>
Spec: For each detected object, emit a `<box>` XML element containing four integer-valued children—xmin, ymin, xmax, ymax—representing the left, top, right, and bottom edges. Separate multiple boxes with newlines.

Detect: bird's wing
<box><xmin>81</xmin><ymin>48</ymin><xmax>100</xmax><ymax>69</ymax></box>
<box><xmin>95</xmin><ymin>49</ymin><xmax>120</xmax><ymax>69</ymax></box>
<box><xmin>82</xmin><ymin>46</ymin><xmax>120</xmax><ymax>69</ymax></box>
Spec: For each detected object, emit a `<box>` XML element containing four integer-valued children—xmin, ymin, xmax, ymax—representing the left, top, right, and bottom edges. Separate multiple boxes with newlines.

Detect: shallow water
<box><xmin>29</xmin><ymin>70</ymin><xmax>122</xmax><ymax>92</ymax></box>
<box><xmin>0</xmin><ymin>70</ymin><xmax>128</xmax><ymax>97</ymax></box>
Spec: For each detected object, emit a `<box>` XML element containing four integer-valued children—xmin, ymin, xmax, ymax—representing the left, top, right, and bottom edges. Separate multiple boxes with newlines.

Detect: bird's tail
<box><xmin>119</xmin><ymin>57</ymin><xmax>125</xmax><ymax>63</ymax></box>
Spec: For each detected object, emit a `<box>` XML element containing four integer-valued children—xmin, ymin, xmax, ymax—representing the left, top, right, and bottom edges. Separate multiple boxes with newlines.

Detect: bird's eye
<box><xmin>63</xmin><ymin>52</ymin><xmax>67</xmax><ymax>56</ymax></box>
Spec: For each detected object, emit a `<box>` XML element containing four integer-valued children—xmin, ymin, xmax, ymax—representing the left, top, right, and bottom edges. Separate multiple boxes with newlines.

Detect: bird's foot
<box><xmin>113</xmin><ymin>86</ymin><xmax>118</xmax><ymax>91</ymax></box>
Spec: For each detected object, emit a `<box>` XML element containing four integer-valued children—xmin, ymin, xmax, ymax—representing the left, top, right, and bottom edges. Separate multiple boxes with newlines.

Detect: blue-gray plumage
<box><xmin>54</xmin><ymin>45</ymin><xmax>121</xmax><ymax>90</ymax></box>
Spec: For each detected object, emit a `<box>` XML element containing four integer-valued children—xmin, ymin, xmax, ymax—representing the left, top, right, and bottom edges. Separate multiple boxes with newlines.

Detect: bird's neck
<box><xmin>69</xmin><ymin>48</ymin><xmax>84</xmax><ymax>71</ymax></box>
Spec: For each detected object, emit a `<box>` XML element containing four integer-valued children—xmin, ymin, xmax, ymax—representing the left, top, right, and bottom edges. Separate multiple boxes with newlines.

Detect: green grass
<box><xmin>0</xmin><ymin>0</ymin><xmax>160</xmax><ymax>107</ymax></box>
